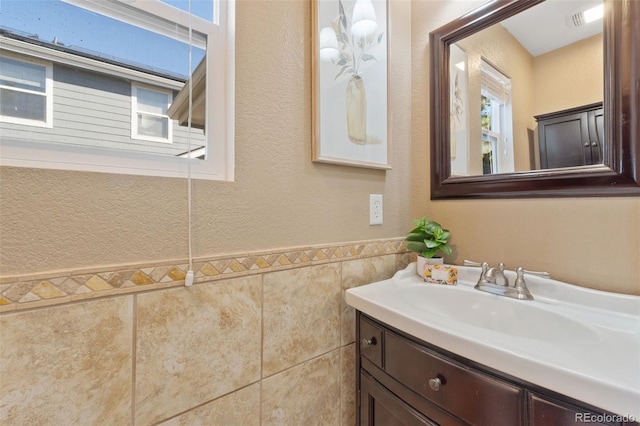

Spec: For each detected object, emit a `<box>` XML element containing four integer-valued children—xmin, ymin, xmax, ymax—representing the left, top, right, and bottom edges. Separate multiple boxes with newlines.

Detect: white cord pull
<box><xmin>185</xmin><ymin>270</ymin><xmax>194</xmax><ymax>287</ymax></box>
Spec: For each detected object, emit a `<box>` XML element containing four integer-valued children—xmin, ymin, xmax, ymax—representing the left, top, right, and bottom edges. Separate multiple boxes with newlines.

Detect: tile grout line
<box><xmin>259</xmin><ymin>272</ymin><xmax>264</xmax><ymax>425</ymax></box>
<box><xmin>131</xmin><ymin>294</ymin><xmax>137</xmax><ymax>426</ymax></box>
<box><xmin>339</xmin><ymin>260</ymin><xmax>344</xmax><ymax>426</ymax></box>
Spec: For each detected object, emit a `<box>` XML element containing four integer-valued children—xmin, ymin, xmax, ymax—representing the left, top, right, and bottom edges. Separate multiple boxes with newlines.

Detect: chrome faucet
<box><xmin>483</xmin><ymin>262</ymin><xmax>508</xmax><ymax>286</ymax></box>
<box><xmin>464</xmin><ymin>260</ymin><xmax>550</xmax><ymax>301</ymax></box>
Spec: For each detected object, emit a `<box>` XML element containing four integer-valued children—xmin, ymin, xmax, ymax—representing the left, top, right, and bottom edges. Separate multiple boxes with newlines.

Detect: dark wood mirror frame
<box><xmin>430</xmin><ymin>0</ymin><xmax>639</xmax><ymax>199</ymax></box>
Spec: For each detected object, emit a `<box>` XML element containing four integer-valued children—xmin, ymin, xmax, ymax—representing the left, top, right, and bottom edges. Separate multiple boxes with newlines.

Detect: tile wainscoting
<box><xmin>0</xmin><ymin>238</ymin><xmax>412</xmax><ymax>425</ymax></box>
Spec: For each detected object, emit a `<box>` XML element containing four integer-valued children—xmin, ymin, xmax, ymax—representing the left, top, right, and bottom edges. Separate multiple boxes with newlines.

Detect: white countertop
<box><xmin>345</xmin><ymin>263</ymin><xmax>640</xmax><ymax>419</ymax></box>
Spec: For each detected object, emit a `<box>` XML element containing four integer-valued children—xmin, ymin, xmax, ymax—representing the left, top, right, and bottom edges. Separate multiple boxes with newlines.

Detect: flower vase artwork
<box><xmin>319</xmin><ymin>0</ymin><xmax>384</xmax><ymax>145</ymax></box>
<box><xmin>346</xmin><ymin>75</ymin><xmax>366</xmax><ymax>142</ymax></box>
<box><xmin>450</xmin><ymin>71</ymin><xmax>463</xmax><ymax>159</ymax></box>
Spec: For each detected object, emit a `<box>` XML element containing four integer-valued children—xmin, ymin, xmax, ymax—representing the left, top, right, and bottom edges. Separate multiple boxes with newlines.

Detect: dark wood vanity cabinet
<box><xmin>360</xmin><ymin>371</ymin><xmax>437</xmax><ymax>426</ymax></box>
<box><xmin>535</xmin><ymin>102</ymin><xmax>604</xmax><ymax>169</ymax></box>
<box><xmin>356</xmin><ymin>312</ymin><xmax>633</xmax><ymax>426</ymax></box>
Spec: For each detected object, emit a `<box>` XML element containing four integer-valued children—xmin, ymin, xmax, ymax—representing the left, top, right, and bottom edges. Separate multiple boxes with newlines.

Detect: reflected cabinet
<box><xmin>536</xmin><ymin>102</ymin><xmax>604</xmax><ymax>169</ymax></box>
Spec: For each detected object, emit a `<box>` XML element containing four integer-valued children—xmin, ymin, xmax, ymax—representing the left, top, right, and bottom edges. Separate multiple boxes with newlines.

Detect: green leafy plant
<box><xmin>405</xmin><ymin>217</ymin><xmax>452</xmax><ymax>259</ymax></box>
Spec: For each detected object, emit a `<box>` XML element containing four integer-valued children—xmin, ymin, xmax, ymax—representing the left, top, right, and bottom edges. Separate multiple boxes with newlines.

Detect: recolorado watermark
<box><xmin>575</xmin><ymin>413</ymin><xmax>636</xmax><ymax>423</ymax></box>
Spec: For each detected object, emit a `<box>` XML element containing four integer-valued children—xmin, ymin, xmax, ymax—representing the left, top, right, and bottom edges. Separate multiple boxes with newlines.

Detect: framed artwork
<box><xmin>312</xmin><ymin>0</ymin><xmax>390</xmax><ymax>169</ymax></box>
<box><xmin>449</xmin><ymin>43</ymin><xmax>469</xmax><ymax>176</ymax></box>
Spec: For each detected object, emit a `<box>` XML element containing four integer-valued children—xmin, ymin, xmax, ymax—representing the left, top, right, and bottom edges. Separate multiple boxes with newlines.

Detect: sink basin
<box><xmin>398</xmin><ymin>283</ymin><xmax>601</xmax><ymax>343</ymax></box>
<box><xmin>345</xmin><ymin>263</ymin><xmax>640</xmax><ymax>419</ymax></box>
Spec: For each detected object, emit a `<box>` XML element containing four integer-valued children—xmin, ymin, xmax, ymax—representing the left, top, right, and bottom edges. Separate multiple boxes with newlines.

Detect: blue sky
<box><xmin>0</xmin><ymin>0</ymin><xmax>209</xmax><ymax>77</ymax></box>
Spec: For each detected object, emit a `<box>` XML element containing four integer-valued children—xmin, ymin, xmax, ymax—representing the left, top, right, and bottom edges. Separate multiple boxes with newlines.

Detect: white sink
<box><xmin>345</xmin><ymin>263</ymin><xmax>640</xmax><ymax>419</ymax></box>
<box><xmin>397</xmin><ymin>283</ymin><xmax>601</xmax><ymax>343</ymax></box>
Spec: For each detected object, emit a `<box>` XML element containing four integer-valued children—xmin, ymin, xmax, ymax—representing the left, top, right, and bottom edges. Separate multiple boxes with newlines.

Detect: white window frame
<box><xmin>131</xmin><ymin>83</ymin><xmax>173</xmax><ymax>144</ymax></box>
<box><xmin>480</xmin><ymin>59</ymin><xmax>514</xmax><ymax>174</ymax></box>
<box><xmin>0</xmin><ymin>52</ymin><xmax>53</xmax><ymax>128</ymax></box>
<box><xmin>0</xmin><ymin>0</ymin><xmax>235</xmax><ymax>181</ymax></box>
<box><xmin>481</xmin><ymin>131</ymin><xmax>499</xmax><ymax>174</ymax></box>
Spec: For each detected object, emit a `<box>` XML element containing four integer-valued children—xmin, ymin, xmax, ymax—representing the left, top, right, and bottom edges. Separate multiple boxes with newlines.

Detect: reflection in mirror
<box><xmin>449</xmin><ymin>0</ymin><xmax>603</xmax><ymax>177</ymax></box>
<box><xmin>0</xmin><ymin>0</ymin><xmax>207</xmax><ymax>160</ymax></box>
<box><xmin>430</xmin><ymin>0</ymin><xmax>639</xmax><ymax>198</ymax></box>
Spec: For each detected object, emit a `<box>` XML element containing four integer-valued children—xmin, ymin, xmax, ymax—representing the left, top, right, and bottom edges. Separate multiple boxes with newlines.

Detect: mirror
<box><xmin>450</xmin><ymin>0</ymin><xmax>604</xmax><ymax>176</ymax></box>
<box><xmin>430</xmin><ymin>0</ymin><xmax>640</xmax><ymax>198</ymax></box>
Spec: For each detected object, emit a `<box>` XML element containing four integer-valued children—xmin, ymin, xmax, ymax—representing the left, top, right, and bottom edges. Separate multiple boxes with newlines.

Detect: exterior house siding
<box><xmin>0</xmin><ymin>54</ymin><xmax>205</xmax><ymax>157</ymax></box>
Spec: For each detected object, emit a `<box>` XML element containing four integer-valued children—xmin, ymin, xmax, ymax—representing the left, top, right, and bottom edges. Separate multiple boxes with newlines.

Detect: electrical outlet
<box><xmin>370</xmin><ymin>194</ymin><xmax>383</xmax><ymax>225</ymax></box>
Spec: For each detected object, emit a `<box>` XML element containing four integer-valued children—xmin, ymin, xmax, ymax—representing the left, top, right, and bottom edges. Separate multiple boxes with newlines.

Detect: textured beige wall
<box><xmin>0</xmin><ymin>1</ymin><xmax>412</xmax><ymax>276</ymax></box>
<box><xmin>533</xmin><ymin>34</ymin><xmax>603</xmax><ymax>116</ymax></box>
<box><xmin>411</xmin><ymin>0</ymin><xmax>640</xmax><ymax>295</ymax></box>
<box><xmin>1</xmin><ymin>0</ymin><xmax>637</xmax><ymax>296</ymax></box>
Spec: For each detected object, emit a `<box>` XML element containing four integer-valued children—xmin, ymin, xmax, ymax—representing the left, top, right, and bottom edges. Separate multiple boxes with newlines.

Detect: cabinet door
<box><xmin>360</xmin><ymin>372</ymin><xmax>437</xmax><ymax>426</ymax></box>
<box><xmin>587</xmin><ymin>108</ymin><xmax>605</xmax><ymax>165</ymax></box>
<box><xmin>538</xmin><ymin>112</ymin><xmax>590</xmax><ymax>169</ymax></box>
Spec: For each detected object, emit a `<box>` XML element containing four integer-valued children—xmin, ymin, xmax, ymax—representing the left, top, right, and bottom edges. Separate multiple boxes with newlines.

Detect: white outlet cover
<box><xmin>370</xmin><ymin>194</ymin><xmax>383</xmax><ymax>225</ymax></box>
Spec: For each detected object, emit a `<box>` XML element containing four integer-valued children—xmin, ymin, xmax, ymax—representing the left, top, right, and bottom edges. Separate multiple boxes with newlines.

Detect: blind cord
<box><xmin>185</xmin><ymin>0</ymin><xmax>194</xmax><ymax>287</ymax></box>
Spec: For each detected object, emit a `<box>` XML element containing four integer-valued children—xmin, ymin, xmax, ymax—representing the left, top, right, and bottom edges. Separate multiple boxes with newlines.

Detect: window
<box><xmin>0</xmin><ymin>0</ymin><xmax>235</xmax><ymax>181</ymax></box>
<box><xmin>132</xmin><ymin>84</ymin><xmax>173</xmax><ymax>143</ymax></box>
<box><xmin>481</xmin><ymin>95</ymin><xmax>500</xmax><ymax>174</ymax></box>
<box><xmin>480</xmin><ymin>59</ymin><xmax>513</xmax><ymax>175</ymax></box>
<box><xmin>0</xmin><ymin>54</ymin><xmax>53</xmax><ymax>127</ymax></box>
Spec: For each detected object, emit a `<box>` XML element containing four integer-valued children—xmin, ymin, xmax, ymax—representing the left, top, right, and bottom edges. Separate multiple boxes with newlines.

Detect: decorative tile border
<box><xmin>0</xmin><ymin>238</ymin><xmax>409</xmax><ymax>312</ymax></box>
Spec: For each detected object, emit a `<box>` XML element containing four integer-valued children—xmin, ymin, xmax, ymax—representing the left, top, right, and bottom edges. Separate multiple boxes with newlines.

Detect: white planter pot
<box><xmin>416</xmin><ymin>256</ymin><xmax>444</xmax><ymax>279</ymax></box>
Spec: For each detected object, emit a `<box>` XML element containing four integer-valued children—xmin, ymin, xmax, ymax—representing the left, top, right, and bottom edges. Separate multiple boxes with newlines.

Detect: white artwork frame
<box><xmin>312</xmin><ymin>0</ymin><xmax>390</xmax><ymax>169</ymax></box>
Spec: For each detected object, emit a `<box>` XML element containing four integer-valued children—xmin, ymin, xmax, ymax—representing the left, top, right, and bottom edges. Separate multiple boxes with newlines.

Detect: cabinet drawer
<box><xmin>360</xmin><ymin>317</ymin><xmax>383</xmax><ymax>368</ymax></box>
<box><xmin>528</xmin><ymin>393</ymin><xmax>617</xmax><ymax>426</ymax></box>
<box><xmin>385</xmin><ymin>333</ymin><xmax>523</xmax><ymax>426</ymax></box>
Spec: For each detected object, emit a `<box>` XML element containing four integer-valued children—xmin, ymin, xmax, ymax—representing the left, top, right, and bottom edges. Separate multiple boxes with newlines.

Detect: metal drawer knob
<box><xmin>428</xmin><ymin>377</ymin><xmax>442</xmax><ymax>391</ymax></box>
<box><xmin>362</xmin><ymin>337</ymin><xmax>377</xmax><ymax>348</ymax></box>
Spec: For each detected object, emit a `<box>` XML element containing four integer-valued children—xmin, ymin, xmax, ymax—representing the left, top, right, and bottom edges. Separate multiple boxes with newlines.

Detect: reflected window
<box><xmin>480</xmin><ymin>60</ymin><xmax>512</xmax><ymax>174</ymax></box>
<box><xmin>481</xmin><ymin>131</ymin><xmax>497</xmax><ymax>174</ymax></box>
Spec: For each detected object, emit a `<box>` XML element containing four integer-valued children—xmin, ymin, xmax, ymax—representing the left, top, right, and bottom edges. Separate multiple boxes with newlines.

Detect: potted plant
<box><xmin>405</xmin><ymin>217</ymin><xmax>452</xmax><ymax>277</ymax></box>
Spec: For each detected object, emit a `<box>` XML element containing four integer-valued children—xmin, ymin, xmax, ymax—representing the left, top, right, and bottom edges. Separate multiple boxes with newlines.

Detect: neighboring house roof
<box><xmin>0</xmin><ymin>27</ymin><xmax>187</xmax><ymax>87</ymax></box>
<box><xmin>167</xmin><ymin>58</ymin><xmax>206</xmax><ymax>129</ymax></box>
<box><xmin>1</xmin><ymin>26</ymin><xmax>205</xmax><ymax>129</ymax></box>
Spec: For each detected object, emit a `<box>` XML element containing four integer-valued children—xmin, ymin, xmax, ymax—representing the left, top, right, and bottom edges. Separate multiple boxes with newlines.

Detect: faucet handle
<box><xmin>464</xmin><ymin>260</ymin><xmax>491</xmax><ymax>281</ymax></box>
<box><xmin>514</xmin><ymin>267</ymin><xmax>527</xmax><ymax>289</ymax></box>
<box><xmin>480</xmin><ymin>262</ymin><xmax>489</xmax><ymax>279</ymax></box>
<box><xmin>513</xmin><ymin>267</ymin><xmax>535</xmax><ymax>300</ymax></box>
<box><xmin>514</xmin><ymin>267</ymin><xmax>551</xmax><ymax>289</ymax></box>
<box><xmin>522</xmin><ymin>269</ymin><xmax>551</xmax><ymax>279</ymax></box>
